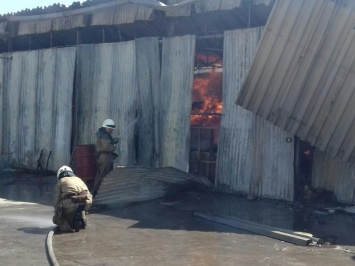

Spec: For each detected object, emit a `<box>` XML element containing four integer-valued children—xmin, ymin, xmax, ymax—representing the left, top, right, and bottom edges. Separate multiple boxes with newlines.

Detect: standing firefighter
<box><xmin>53</xmin><ymin>166</ymin><xmax>93</xmax><ymax>232</ymax></box>
<box><xmin>92</xmin><ymin>119</ymin><xmax>119</xmax><ymax>198</ymax></box>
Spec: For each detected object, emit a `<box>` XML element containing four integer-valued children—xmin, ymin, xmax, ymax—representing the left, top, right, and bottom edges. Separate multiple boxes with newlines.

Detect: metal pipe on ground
<box><xmin>194</xmin><ymin>212</ymin><xmax>320</xmax><ymax>246</ymax></box>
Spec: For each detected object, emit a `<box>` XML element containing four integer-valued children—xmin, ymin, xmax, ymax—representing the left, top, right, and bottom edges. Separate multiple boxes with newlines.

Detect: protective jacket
<box><xmin>92</xmin><ymin>127</ymin><xmax>118</xmax><ymax>196</ymax></box>
<box><xmin>95</xmin><ymin>127</ymin><xmax>116</xmax><ymax>165</ymax></box>
<box><xmin>53</xmin><ymin>176</ymin><xmax>92</xmax><ymax>231</ymax></box>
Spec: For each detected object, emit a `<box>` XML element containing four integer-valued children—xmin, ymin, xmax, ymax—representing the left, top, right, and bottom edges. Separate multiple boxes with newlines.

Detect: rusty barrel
<box><xmin>73</xmin><ymin>145</ymin><xmax>97</xmax><ymax>182</ymax></box>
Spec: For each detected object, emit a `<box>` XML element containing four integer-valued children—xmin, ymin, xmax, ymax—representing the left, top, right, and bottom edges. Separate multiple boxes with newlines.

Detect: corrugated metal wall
<box><xmin>95</xmin><ymin>167</ymin><xmax>195</xmax><ymax>205</ymax></box>
<box><xmin>9</xmin><ymin>0</ymin><xmax>275</xmax><ymax>35</ymax></box>
<box><xmin>52</xmin><ymin>16</ymin><xmax>86</xmax><ymax>31</ymax></box>
<box><xmin>159</xmin><ymin>35</ymin><xmax>196</xmax><ymax>172</ymax></box>
<box><xmin>18</xmin><ymin>20</ymin><xmax>52</xmax><ymax>35</ymax></box>
<box><xmin>0</xmin><ymin>22</ymin><xmax>6</xmax><ymax>37</ymax></box>
<box><xmin>16</xmin><ymin>3</ymin><xmax>152</xmax><ymax>35</ymax></box>
<box><xmin>0</xmin><ymin>36</ymin><xmax>197</xmax><ymax>172</ymax></box>
<box><xmin>196</xmin><ymin>0</ymin><xmax>242</xmax><ymax>12</ymax></box>
<box><xmin>135</xmin><ymin>37</ymin><xmax>160</xmax><ymax>167</ymax></box>
<box><xmin>0</xmin><ymin>56</ymin><xmax>5</xmax><ymax>157</ymax></box>
<box><xmin>91</xmin><ymin>4</ymin><xmax>153</xmax><ymax>26</ymax></box>
<box><xmin>0</xmin><ymin>48</ymin><xmax>76</xmax><ymax>171</ymax></box>
<box><xmin>237</xmin><ymin>0</ymin><xmax>355</xmax><ymax>163</ymax></box>
<box><xmin>166</xmin><ymin>0</ymin><xmax>194</xmax><ymax>16</ymax></box>
<box><xmin>166</xmin><ymin>0</ymin><xmax>273</xmax><ymax>16</ymax></box>
<box><xmin>76</xmin><ymin>42</ymin><xmax>137</xmax><ymax>166</ymax></box>
<box><xmin>74</xmin><ymin>36</ymin><xmax>196</xmax><ymax>170</ymax></box>
<box><xmin>216</xmin><ymin>28</ymin><xmax>294</xmax><ymax>201</ymax></box>
<box><xmin>313</xmin><ymin>151</ymin><xmax>355</xmax><ymax>203</ymax></box>
<box><xmin>18</xmin><ymin>16</ymin><xmax>86</xmax><ymax>35</ymax></box>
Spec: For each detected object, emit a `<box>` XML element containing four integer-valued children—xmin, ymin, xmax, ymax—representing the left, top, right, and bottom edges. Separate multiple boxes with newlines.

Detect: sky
<box><xmin>0</xmin><ymin>0</ymin><xmax>84</xmax><ymax>14</ymax></box>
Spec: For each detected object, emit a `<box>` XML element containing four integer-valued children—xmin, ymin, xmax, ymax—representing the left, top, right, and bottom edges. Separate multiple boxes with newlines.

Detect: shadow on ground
<box><xmin>91</xmin><ymin>190</ymin><xmax>355</xmax><ymax>248</ymax></box>
<box><xmin>1</xmin><ymin>171</ymin><xmax>355</xmax><ymax>248</ymax></box>
<box><xmin>17</xmin><ymin>227</ymin><xmax>55</xmax><ymax>235</ymax></box>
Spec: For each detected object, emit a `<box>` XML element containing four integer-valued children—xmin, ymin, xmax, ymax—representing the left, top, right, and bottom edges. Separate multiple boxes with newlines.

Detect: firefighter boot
<box><xmin>73</xmin><ymin>205</ymin><xmax>86</xmax><ymax>232</ymax></box>
<box><xmin>73</xmin><ymin>212</ymin><xmax>83</xmax><ymax>232</ymax></box>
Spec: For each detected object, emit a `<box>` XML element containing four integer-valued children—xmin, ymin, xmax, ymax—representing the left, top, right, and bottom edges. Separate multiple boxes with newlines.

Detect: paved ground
<box><xmin>1</xmin><ymin>172</ymin><xmax>355</xmax><ymax>266</ymax></box>
<box><xmin>0</xmin><ymin>198</ymin><xmax>55</xmax><ymax>266</ymax></box>
<box><xmin>52</xmin><ymin>191</ymin><xmax>355</xmax><ymax>266</ymax></box>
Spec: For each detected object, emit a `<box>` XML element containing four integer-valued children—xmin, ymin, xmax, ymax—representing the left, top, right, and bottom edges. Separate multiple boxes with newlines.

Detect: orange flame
<box><xmin>191</xmin><ymin>71</ymin><xmax>223</xmax><ymax>127</ymax></box>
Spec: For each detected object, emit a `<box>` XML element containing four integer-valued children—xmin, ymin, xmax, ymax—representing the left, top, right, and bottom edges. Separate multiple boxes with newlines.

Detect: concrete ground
<box><xmin>0</xmin><ymin>198</ymin><xmax>55</xmax><ymax>266</ymax></box>
<box><xmin>52</xmin><ymin>192</ymin><xmax>355</xmax><ymax>266</ymax></box>
<box><xmin>1</xmin><ymin>172</ymin><xmax>355</xmax><ymax>265</ymax></box>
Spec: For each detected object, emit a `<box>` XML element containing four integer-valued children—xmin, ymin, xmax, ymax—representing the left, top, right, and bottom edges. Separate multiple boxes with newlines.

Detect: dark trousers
<box><xmin>91</xmin><ymin>161</ymin><xmax>113</xmax><ymax>196</ymax></box>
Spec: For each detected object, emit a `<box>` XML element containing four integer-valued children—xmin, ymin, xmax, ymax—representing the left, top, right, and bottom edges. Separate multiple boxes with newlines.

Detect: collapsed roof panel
<box><xmin>237</xmin><ymin>0</ymin><xmax>355</xmax><ymax>162</ymax></box>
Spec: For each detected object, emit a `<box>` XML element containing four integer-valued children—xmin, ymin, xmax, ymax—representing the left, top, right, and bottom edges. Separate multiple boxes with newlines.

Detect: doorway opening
<box><xmin>189</xmin><ymin>51</ymin><xmax>223</xmax><ymax>184</ymax></box>
<box><xmin>294</xmin><ymin>137</ymin><xmax>315</xmax><ymax>202</ymax></box>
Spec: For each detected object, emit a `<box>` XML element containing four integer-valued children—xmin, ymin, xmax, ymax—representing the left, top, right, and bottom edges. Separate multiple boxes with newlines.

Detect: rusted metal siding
<box><xmin>1</xmin><ymin>48</ymin><xmax>76</xmax><ymax>171</ymax></box>
<box><xmin>135</xmin><ymin>37</ymin><xmax>160</xmax><ymax>167</ymax></box>
<box><xmin>216</xmin><ymin>28</ymin><xmax>294</xmax><ymax>201</ymax></box>
<box><xmin>312</xmin><ymin>150</ymin><xmax>355</xmax><ymax>204</ymax></box>
<box><xmin>159</xmin><ymin>35</ymin><xmax>195</xmax><ymax>172</ymax></box>
<box><xmin>238</xmin><ymin>0</ymin><xmax>355</xmax><ymax>163</ymax></box>
<box><xmin>76</xmin><ymin>42</ymin><xmax>137</xmax><ymax>166</ymax></box>
<box><xmin>91</xmin><ymin>4</ymin><xmax>153</xmax><ymax>26</ymax></box>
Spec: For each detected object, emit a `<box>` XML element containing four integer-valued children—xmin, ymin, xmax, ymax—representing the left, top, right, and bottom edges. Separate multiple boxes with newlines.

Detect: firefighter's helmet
<box><xmin>57</xmin><ymin>165</ymin><xmax>73</xmax><ymax>180</ymax></box>
<box><xmin>102</xmin><ymin>119</ymin><xmax>115</xmax><ymax>129</ymax></box>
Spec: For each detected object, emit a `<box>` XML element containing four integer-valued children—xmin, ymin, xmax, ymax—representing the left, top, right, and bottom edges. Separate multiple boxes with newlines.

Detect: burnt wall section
<box><xmin>216</xmin><ymin>28</ymin><xmax>294</xmax><ymax>201</ymax></box>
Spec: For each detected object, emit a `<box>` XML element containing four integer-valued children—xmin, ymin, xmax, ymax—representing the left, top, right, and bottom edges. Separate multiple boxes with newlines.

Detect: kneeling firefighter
<box><xmin>53</xmin><ymin>166</ymin><xmax>93</xmax><ymax>232</ymax></box>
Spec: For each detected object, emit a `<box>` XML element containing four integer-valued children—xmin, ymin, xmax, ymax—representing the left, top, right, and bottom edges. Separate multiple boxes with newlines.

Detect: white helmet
<box><xmin>57</xmin><ymin>165</ymin><xmax>73</xmax><ymax>180</ymax></box>
<box><xmin>102</xmin><ymin>119</ymin><xmax>115</xmax><ymax>129</ymax></box>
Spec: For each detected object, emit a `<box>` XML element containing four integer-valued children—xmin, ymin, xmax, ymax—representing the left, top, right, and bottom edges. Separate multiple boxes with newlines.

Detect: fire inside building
<box><xmin>0</xmin><ymin>0</ymin><xmax>354</xmax><ymax>205</ymax></box>
<box><xmin>190</xmin><ymin>54</ymin><xmax>223</xmax><ymax>183</ymax></box>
